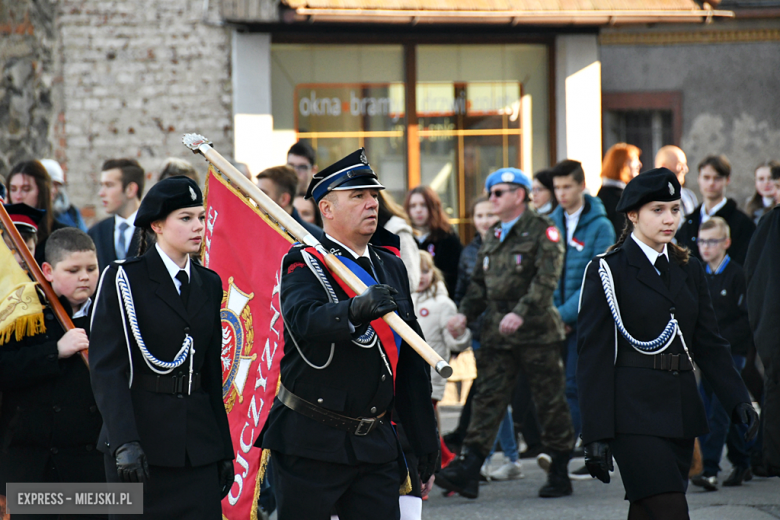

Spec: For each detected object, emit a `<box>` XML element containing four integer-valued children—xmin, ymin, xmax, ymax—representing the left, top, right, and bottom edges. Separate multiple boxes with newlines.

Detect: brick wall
<box><xmin>58</xmin><ymin>0</ymin><xmax>233</xmax><ymax>224</ymax></box>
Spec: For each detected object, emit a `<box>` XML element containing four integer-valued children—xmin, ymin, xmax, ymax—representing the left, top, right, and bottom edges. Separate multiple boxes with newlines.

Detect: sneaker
<box><xmin>490</xmin><ymin>461</ymin><xmax>525</xmax><ymax>481</ymax></box>
<box><xmin>537</xmin><ymin>453</ymin><xmax>552</xmax><ymax>473</ymax></box>
<box><xmin>568</xmin><ymin>464</ymin><xmax>592</xmax><ymax>481</ymax></box>
<box><xmin>723</xmin><ymin>467</ymin><xmax>751</xmax><ymax>487</ymax></box>
<box><xmin>480</xmin><ymin>461</ymin><xmax>491</xmax><ymax>482</ymax></box>
<box><xmin>690</xmin><ymin>473</ymin><xmax>718</xmax><ymax>491</ymax></box>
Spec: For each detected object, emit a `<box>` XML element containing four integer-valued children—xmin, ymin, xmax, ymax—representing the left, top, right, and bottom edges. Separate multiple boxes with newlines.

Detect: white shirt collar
<box><xmin>72</xmin><ymin>298</ymin><xmax>92</xmax><ymax>319</ymax></box>
<box><xmin>631</xmin><ymin>232</ymin><xmax>669</xmax><ymax>267</ymax></box>
<box><xmin>326</xmin><ymin>234</ymin><xmax>371</xmax><ymax>261</ymax></box>
<box><xmin>155</xmin><ymin>243</ymin><xmax>191</xmax><ymax>289</ymax></box>
<box><xmin>700</xmin><ymin>198</ymin><xmax>727</xmax><ymax>223</ymax></box>
<box><xmin>115</xmin><ymin>210</ymin><xmax>137</xmax><ymax>228</ymax></box>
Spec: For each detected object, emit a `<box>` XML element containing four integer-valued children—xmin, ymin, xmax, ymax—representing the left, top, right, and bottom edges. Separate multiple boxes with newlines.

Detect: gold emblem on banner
<box><xmin>220</xmin><ymin>277</ymin><xmax>256</xmax><ymax>412</ymax></box>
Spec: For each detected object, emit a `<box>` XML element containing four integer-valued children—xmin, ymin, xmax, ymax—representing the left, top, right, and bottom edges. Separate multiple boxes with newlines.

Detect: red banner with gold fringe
<box><xmin>204</xmin><ymin>167</ymin><xmax>292</xmax><ymax>520</ymax></box>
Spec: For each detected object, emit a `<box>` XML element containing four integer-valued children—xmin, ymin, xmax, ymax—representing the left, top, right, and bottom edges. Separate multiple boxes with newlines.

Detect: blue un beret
<box><xmin>305</xmin><ymin>148</ymin><xmax>385</xmax><ymax>202</ymax></box>
<box><xmin>485</xmin><ymin>168</ymin><xmax>532</xmax><ymax>193</ymax></box>
<box><xmin>616</xmin><ymin>167</ymin><xmax>681</xmax><ymax>213</ymax></box>
<box><xmin>135</xmin><ymin>176</ymin><xmax>203</xmax><ymax>228</ymax></box>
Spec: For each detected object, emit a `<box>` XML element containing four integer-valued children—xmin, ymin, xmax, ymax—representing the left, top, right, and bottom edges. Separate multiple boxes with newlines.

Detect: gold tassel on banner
<box><xmin>0</xmin><ymin>227</ymin><xmax>46</xmax><ymax>345</ymax></box>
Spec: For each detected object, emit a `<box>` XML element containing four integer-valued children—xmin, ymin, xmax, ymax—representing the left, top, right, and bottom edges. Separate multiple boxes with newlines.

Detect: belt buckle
<box><xmin>173</xmin><ymin>375</ymin><xmax>185</xmax><ymax>395</ymax></box>
<box><xmin>355</xmin><ymin>418</ymin><xmax>376</xmax><ymax>436</ymax></box>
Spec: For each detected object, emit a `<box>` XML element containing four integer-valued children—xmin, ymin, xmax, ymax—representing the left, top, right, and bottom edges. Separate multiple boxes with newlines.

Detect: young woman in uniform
<box><xmin>90</xmin><ymin>177</ymin><xmax>234</xmax><ymax>519</ymax></box>
<box><xmin>577</xmin><ymin>168</ymin><xmax>758</xmax><ymax>520</ymax></box>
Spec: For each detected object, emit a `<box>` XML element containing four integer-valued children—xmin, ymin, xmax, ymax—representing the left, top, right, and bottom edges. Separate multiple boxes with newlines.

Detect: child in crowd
<box><xmin>3</xmin><ymin>203</ymin><xmax>44</xmax><ymax>266</ymax></box>
<box><xmin>0</xmin><ymin>228</ymin><xmax>104</xmax><ymax>490</ymax></box>
<box><xmin>414</xmin><ymin>250</ymin><xmax>471</xmax><ymax>467</ymax></box>
<box><xmin>692</xmin><ymin>217</ymin><xmax>755</xmax><ymax>491</ymax></box>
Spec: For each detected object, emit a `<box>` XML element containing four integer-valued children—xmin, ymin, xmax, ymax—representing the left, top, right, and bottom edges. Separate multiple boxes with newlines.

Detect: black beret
<box><xmin>134</xmin><ymin>176</ymin><xmax>203</xmax><ymax>228</ymax></box>
<box><xmin>616</xmin><ymin>167</ymin><xmax>681</xmax><ymax>213</ymax></box>
<box><xmin>305</xmin><ymin>148</ymin><xmax>384</xmax><ymax>202</ymax></box>
<box><xmin>4</xmin><ymin>203</ymin><xmax>45</xmax><ymax>233</ymax></box>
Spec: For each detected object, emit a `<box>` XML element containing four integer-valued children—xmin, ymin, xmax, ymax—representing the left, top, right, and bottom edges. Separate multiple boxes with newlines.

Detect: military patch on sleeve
<box><xmin>546</xmin><ymin>226</ymin><xmax>560</xmax><ymax>242</ymax></box>
<box><xmin>287</xmin><ymin>262</ymin><xmax>305</xmax><ymax>274</ymax></box>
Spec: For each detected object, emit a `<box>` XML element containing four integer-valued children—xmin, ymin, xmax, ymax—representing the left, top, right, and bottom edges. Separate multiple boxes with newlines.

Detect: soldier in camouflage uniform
<box><xmin>436</xmin><ymin>168</ymin><xmax>575</xmax><ymax>499</ymax></box>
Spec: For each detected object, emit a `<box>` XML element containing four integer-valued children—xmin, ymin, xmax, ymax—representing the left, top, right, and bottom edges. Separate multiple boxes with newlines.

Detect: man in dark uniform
<box><xmin>440</xmin><ymin>168</ymin><xmax>574</xmax><ymax>499</ymax></box>
<box><xmin>257</xmin><ymin>149</ymin><xmax>439</xmax><ymax>520</ymax></box>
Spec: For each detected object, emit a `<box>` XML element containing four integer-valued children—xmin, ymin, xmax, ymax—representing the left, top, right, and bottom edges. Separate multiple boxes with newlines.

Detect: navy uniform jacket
<box><xmin>89</xmin><ymin>246</ymin><xmax>233</xmax><ymax>467</ymax></box>
<box><xmin>0</xmin><ymin>298</ymin><xmax>104</xmax><ymax>485</ymax></box>
<box><xmin>88</xmin><ymin>216</ymin><xmax>141</xmax><ymax>272</ymax></box>
<box><xmin>577</xmin><ymin>237</ymin><xmax>750</xmax><ymax>445</ymax></box>
<box><xmin>259</xmin><ymin>235</ymin><xmax>439</xmax><ymax>465</ymax></box>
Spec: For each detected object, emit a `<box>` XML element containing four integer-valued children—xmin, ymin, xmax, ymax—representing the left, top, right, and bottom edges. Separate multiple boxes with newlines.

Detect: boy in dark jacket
<box><xmin>0</xmin><ymin>228</ymin><xmax>104</xmax><ymax>496</ymax></box>
<box><xmin>692</xmin><ymin>217</ymin><xmax>755</xmax><ymax>491</ymax></box>
<box><xmin>548</xmin><ymin>160</ymin><xmax>614</xmax><ymax>478</ymax></box>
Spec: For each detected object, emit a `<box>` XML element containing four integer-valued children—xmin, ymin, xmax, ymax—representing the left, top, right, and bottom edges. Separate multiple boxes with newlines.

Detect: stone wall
<box><xmin>58</xmin><ymin>0</ymin><xmax>233</xmax><ymax>223</ymax></box>
<box><xmin>601</xmin><ymin>20</ymin><xmax>780</xmax><ymax>211</ymax></box>
<box><xmin>0</xmin><ymin>0</ymin><xmax>58</xmax><ymax>177</ymax></box>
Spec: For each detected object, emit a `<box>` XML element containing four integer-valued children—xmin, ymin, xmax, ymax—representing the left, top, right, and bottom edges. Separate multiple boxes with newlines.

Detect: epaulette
<box><xmin>112</xmin><ymin>256</ymin><xmax>142</xmax><ymax>266</ymax></box>
<box><xmin>597</xmin><ymin>247</ymin><xmax>621</xmax><ymax>258</ymax></box>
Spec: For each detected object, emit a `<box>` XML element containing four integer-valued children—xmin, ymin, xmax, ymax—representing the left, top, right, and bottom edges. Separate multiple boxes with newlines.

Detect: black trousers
<box><xmin>271</xmin><ymin>451</ymin><xmax>400</xmax><ymax>520</ymax></box>
<box><xmin>103</xmin><ymin>453</ymin><xmax>220</xmax><ymax>520</ymax></box>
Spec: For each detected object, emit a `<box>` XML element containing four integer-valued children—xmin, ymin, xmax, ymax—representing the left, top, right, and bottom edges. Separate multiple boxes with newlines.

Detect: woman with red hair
<box><xmin>597</xmin><ymin>144</ymin><xmax>642</xmax><ymax>237</ymax></box>
<box><xmin>404</xmin><ymin>186</ymin><xmax>463</xmax><ymax>297</ymax></box>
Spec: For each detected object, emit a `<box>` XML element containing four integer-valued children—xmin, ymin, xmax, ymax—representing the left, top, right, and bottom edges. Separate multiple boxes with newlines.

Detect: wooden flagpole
<box><xmin>0</xmin><ymin>204</ymin><xmax>85</xmax><ymax>367</ymax></box>
<box><xmin>183</xmin><ymin>134</ymin><xmax>452</xmax><ymax>378</ymax></box>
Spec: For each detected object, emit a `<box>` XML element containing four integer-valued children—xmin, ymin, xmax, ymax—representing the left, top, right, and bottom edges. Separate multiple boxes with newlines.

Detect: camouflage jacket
<box><xmin>459</xmin><ymin>209</ymin><xmax>566</xmax><ymax>348</ymax></box>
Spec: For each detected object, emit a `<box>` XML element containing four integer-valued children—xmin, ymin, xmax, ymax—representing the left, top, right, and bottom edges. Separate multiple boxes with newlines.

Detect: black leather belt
<box><xmin>134</xmin><ymin>373</ymin><xmax>201</xmax><ymax>395</ymax></box>
<box><xmin>277</xmin><ymin>383</ymin><xmax>385</xmax><ymax>436</ymax></box>
<box><xmin>616</xmin><ymin>353</ymin><xmax>694</xmax><ymax>372</ymax></box>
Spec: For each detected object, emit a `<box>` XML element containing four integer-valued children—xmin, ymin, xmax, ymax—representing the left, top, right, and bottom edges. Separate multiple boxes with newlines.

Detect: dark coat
<box><xmin>89</xmin><ymin>246</ymin><xmax>233</xmax><ymax>467</ymax></box>
<box><xmin>597</xmin><ymin>184</ymin><xmax>626</xmax><ymax>239</ymax></box>
<box><xmin>675</xmin><ymin>199</ymin><xmax>755</xmax><ymax>266</ymax></box>
<box><xmin>704</xmin><ymin>257</ymin><xmax>752</xmax><ymax>357</ymax></box>
<box><xmin>454</xmin><ymin>234</ymin><xmax>485</xmax><ymax>342</ymax></box>
<box><xmin>577</xmin><ymin>237</ymin><xmax>751</xmax><ymax>445</ymax></box>
<box><xmin>35</xmin><ymin>219</ymin><xmax>70</xmax><ymax>266</ymax></box>
<box><xmin>87</xmin><ymin>216</ymin><xmax>141</xmax><ymax>273</ymax></box>
<box><xmin>418</xmin><ymin>231</ymin><xmax>463</xmax><ymax>298</ymax></box>
<box><xmin>292</xmin><ymin>207</ymin><xmax>324</xmax><ymax>241</ymax></box>
<box><xmin>259</xmin><ymin>235</ymin><xmax>439</xmax><ymax>465</ymax></box>
<box><xmin>745</xmin><ymin>205</ymin><xmax>780</xmax><ymax>367</ymax></box>
<box><xmin>0</xmin><ymin>299</ymin><xmax>104</xmax><ymax>485</ymax></box>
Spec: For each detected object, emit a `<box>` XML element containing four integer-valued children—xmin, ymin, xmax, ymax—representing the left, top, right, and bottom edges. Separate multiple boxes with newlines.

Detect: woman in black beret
<box><xmin>576</xmin><ymin>168</ymin><xmax>758</xmax><ymax>519</ymax></box>
<box><xmin>89</xmin><ymin>177</ymin><xmax>235</xmax><ymax>519</ymax></box>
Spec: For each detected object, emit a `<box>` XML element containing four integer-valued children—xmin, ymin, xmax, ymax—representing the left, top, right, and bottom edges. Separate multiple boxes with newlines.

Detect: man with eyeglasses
<box><xmin>439</xmin><ymin>168</ymin><xmax>575</xmax><ymax>499</ymax></box>
<box><xmin>287</xmin><ymin>141</ymin><xmax>318</xmax><ymax>195</ymax></box>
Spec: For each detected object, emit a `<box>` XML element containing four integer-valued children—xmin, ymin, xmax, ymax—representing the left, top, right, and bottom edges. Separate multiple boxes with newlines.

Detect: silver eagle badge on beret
<box><xmin>190</xmin><ymin>186</ymin><xmax>197</xmax><ymax>201</ymax></box>
<box><xmin>668</xmin><ymin>182</ymin><xmax>675</xmax><ymax>196</ymax></box>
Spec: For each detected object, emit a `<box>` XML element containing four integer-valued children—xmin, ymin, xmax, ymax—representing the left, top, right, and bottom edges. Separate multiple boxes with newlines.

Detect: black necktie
<box><xmin>356</xmin><ymin>256</ymin><xmax>375</xmax><ymax>278</ymax></box>
<box><xmin>654</xmin><ymin>255</ymin><xmax>671</xmax><ymax>289</ymax></box>
<box><xmin>176</xmin><ymin>270</ymin><xmax>190</xmax><ymax>307</ymax></box>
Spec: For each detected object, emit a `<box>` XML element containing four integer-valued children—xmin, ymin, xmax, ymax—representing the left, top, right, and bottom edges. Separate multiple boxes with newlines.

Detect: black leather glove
<box><xmin>218</xmin><ymin>460</ymin><xmax>235</xmax><ymax>499</ymax></box>
<box><xmin>115</xmin><ymin>441</ymin><xmax>150</xmax><ymax>483</ymax></box>
<box><xmin>734</xmin><ymin>402</ymin><xmax>760</xmax><ymax>442</ymax></box>
<box><xmin>348</xmin><ymin>284</ymin><xmax>398</xmax><ymax>324</ymax></box>
<box><xmin>584</xmin><ymin>441</ymin><xmax>613</xmax><ymax>484</ymax></box>
<box><xmin>418</xmin><ymin>449</ymin><xmax>440</xmax><ymax>483</ymax></box>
